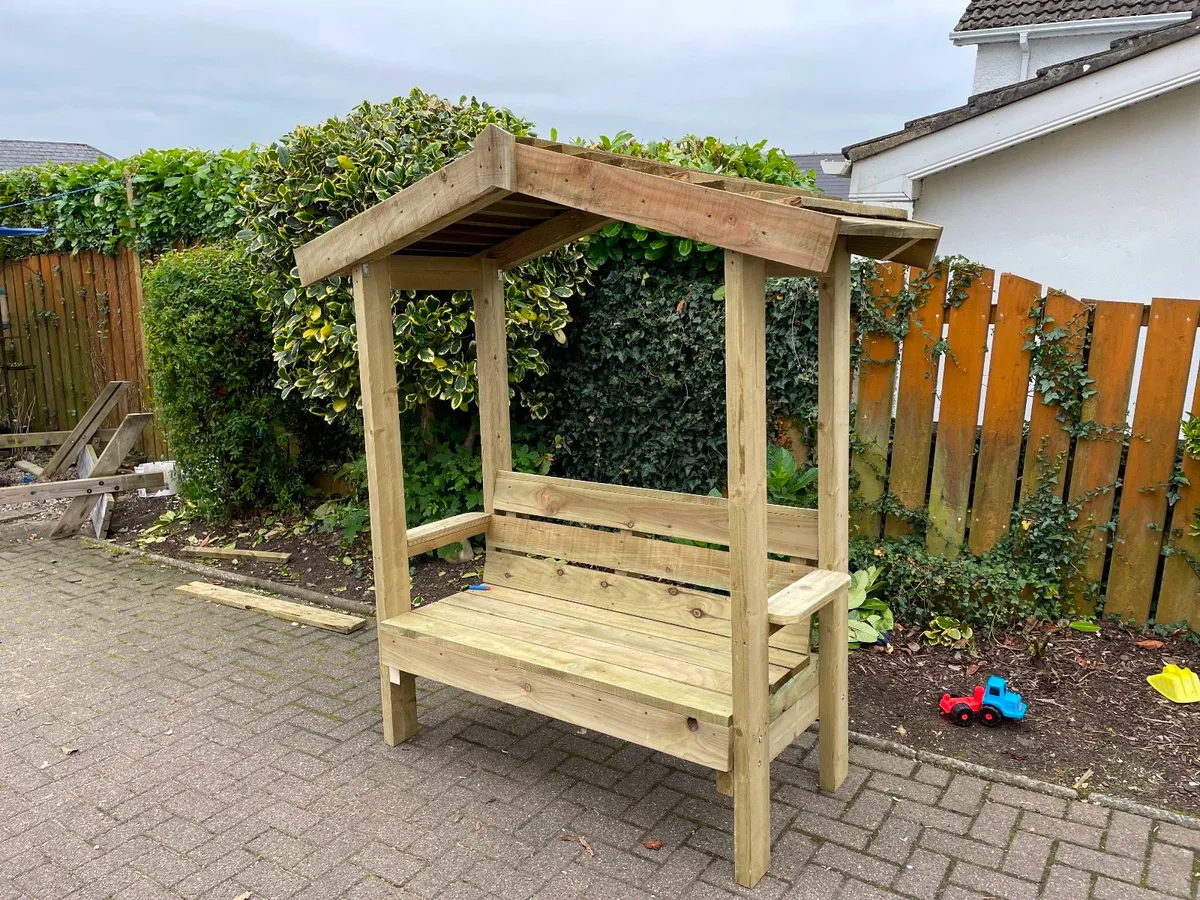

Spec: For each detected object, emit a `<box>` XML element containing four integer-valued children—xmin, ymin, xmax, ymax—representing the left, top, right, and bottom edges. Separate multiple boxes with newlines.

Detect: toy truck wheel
<box><xmin>949</xmin><ymin>703</ymin><xmax>974</xmax><ymax>726</ymax></box>
<box><xmin>978</xmin><ymin>704</ymin><xmax>1003</xmax><ymax>727</ymax></box>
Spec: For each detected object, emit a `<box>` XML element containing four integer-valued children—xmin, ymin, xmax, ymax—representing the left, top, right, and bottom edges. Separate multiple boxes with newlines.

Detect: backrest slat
<box><xmin>493</xmin><ymin>471</ymin><xmax>817</xmax><ymax>560</ymax></box>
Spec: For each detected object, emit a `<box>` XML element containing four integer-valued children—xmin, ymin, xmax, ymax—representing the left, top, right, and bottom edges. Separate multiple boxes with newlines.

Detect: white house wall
<box><xmin>972</xmin><ymin>33</ymin><xmax>1126</xmax><ymax>92</ymax></box>
<box><xmin>914</xmin><ymin>79</ymin><xmax>1200</xmax><ymax>302</ymax></box>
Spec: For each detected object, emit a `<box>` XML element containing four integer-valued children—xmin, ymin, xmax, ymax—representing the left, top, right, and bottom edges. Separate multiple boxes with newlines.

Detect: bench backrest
<box><xmin>483</xmin><ymin>472</ymin><xmax>816</xmax><ymax>644</ymax></box>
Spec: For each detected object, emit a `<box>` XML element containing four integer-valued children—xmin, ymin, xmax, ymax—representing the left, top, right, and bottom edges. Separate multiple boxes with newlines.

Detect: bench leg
<box><xmin>381</xmin><ymin>665</ymin><xmax>418</xmax><ymax>746</ymax></box>
<box><xmin>818</xmin><ymin>604</ymin><xmax>849</xmax><ymax>792</ymax></box>
<box><xmin>732</xmin><ymin>755</ymin><xmax>771</xmax><ymax>887</ymax></box>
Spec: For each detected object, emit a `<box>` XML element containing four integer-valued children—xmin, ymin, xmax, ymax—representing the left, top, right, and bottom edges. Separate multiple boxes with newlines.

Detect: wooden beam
<box><xmin>0</xmin><ymin>471</ymin><xmax>163</xmax><ymax>504</ymax></box>
<box><xmin>41</xmin><ymin>381</ymin><xmax>129</xmax><ymax>480</ymax></box>
<box><xmin>51</xmin><ymin>412</ymin><xmax>152</xmax><ymax>539</ymax></box>
<box><xmin>514</xmin><ymin>143</ymin><xmax>840</xmax><ymax>275</ymax></box>
<box><xmin>0</xmin><ymin>429</ymin><xmax>118</xmax><ymax>450</ymax></box>
<box><xmin>179</xmin><ymin>547</ymin><xmax>292</xmax><ymax>563</ymax></box>
<box><xmin>351</xmin><ymin>261</ymin><xmax>418</xmax><ymax>745</ymax></box>
<box><xmin>474</xmin><ymin>260</ymin><xmax>512</xmax><ymax>513</ymax></box>
<box><xmin>724</xmin><ymin>250</ymin><xmax>771</xmax><ymax>889</ymax></box>
<box><xmin>295</xmin><ymin>125</ymin><xmax>516</xmax><ymax>285</ymax></box>
<box><xmin>177</xmin><ymin>582</ymin><xmax>365</xmax><ymax>633</ymax></box>
<box><xmin>481</xmin><ymin>209</ymin><xmax>612</xmax><ymax>269</ymax></box>
<box><xmin>817</xmin><ymin>238</ymin><xmax>851</xmax><ymax>794</ymax></box>
<box><xmin>843</xmin><ymin>235</ymin><xmax>940</xmax><ymax>269</ymax></box>
<box><xmin>406</xmin><ymin>511</ymin><xmax>490</xmax><ymax>556</ymax></box>
<box><xmin>387</xmin><ymin>257</ymin><xmax>486</xmax><ymax>292</ymax></box>
<box><xmin>14</xmin><ymin>460</ymin><xmax>43</xmax><ymax>477</ymax></box>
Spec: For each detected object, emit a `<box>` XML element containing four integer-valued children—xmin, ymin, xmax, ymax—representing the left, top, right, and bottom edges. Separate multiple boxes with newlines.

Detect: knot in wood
<box><xmin>690</xmin><ymin>608</ymin><xmax>703</xmax><ymax>619</ymax></box>
<box><xmin>686</xmin><ymin>717</ymin><xmax>699</xmax><ymax>732</ymax></box>
<box><xmin>599</xmin><ymin>580</ymin><xmax>609</xmax><ymax>588</ymax></box>
<box><xmin>522</xmin><ymin>682</ymin><xmax>532</xmax><ymax>692</ymax></box>
<box><xmin>668</xmin><ymin>587</ymin><xmax>679</xmax><ymax>596</ymax></box>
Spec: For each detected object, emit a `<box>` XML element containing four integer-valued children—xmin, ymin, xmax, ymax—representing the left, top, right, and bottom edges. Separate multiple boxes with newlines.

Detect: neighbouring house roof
<box><xmin>845</xmin><ymin>12</ymin><xmax>1200</xmax><ymax>162</ymax></box>
<box><xmin>788</xmin><ymin>155</ymin><xmax>851</xmax><ymax>200</ymax></box>
<box><xmin>955</xmin><ymin>0</ymin><xmax>1196</xmax><ymax>31</ymax></box>
<box><xmin>0</xmin><ymin>140</ymin><xmax>111</xmax><ymax>171</ymax></box>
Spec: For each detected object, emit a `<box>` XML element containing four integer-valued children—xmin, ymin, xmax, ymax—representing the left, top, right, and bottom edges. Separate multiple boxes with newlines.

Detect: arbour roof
<box><xmin>295</xmin><ymin>127</ymin><xmax>941</xmax><ymax>286</ymax></box>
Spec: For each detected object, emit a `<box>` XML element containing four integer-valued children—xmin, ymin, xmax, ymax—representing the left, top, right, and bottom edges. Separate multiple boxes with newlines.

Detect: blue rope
<box><xmin>0</xmin><ymin>180</ymin><xmax>123</xmax><ymax>213</ymax></box>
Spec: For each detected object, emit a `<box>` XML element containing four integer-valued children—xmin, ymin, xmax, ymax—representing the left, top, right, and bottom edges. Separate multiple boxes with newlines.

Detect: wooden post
<box><xmin>352</xmin><ymin>262</ymin><xmax>418</xmax><ymax>745</ymax></box>
<box><xmin>474</xmin><ymin>259</ymin><xmax>512</xmax><ymax>513</ymax></box>
<box><xmin>817</xmin><ymin>238</ymin><xmax>851</xmax><ymax>793</ymax></box>
<box><xmin>724</xmin><ymin>250</ymin><xmax>771</xmax><ymax>888</ymax></box>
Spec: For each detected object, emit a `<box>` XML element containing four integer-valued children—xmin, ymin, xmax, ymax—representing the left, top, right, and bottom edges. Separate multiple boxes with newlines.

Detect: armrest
<box><xmin>406</xmin><ymin>511</ymin><xmax>490</xmax><ymax>557</ymax></box>
<box><xmin>767</xmin><ymin>569</ymin><xmax>850</xmax><ymax>626</ymax></box>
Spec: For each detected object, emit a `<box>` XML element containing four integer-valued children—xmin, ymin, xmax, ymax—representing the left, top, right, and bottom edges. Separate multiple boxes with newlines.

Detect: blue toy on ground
<box><xmin>939</xmin><ymin>675</ymin><xmax>1027</xmax><ymax>727</ymax></box>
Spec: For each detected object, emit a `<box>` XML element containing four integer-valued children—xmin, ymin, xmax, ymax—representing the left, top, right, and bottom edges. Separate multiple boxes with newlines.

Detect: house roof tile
<box><xmin>0</xmin><ymin>140</ymin><xmax>111</xmax><ymax>171</ymax></box>
<box><xmin>955</xmin><ymin>0</ymin><xmax>1195</xmax><ymax>32</ymax></box>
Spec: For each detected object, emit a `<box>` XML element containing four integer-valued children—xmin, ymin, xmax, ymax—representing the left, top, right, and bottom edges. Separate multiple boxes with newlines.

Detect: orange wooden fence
<box><xmin>855</xmin><ymin>263</ymin><xmax>1200</xmax><ymax>630</ymax></box>
<box><xmin>0</xmin><ymin>249</ymin><xmax>164</xmax><ymax>459</ymax></box>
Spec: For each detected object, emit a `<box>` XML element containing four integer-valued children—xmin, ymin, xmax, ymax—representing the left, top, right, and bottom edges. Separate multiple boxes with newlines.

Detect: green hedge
<box><xmin>0</xmin><ymin>148</ymin><xmax>250</xmax><ymax>258</ymax></box>
<box><xmin>536</xmin><ymin>256</ymin><xmax>876</xmax><ymax>495</ymax></box>
<box><xmin>142</xmin><ymin>244</ymin><xmax>333</xmax><ymax>519</ymax></box>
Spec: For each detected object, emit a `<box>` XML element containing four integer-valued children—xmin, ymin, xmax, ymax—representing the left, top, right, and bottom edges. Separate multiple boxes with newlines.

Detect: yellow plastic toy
<box><xmin>1147</xmin><ymin>664</ymin><xmax>1200</xmax><ymax>704</ymax></box>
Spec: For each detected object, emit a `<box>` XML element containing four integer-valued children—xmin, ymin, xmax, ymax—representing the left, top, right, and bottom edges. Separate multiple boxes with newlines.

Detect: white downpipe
<box><xmin>1019</xmin><ymin>31</ymin><xmax>1032</xmax><ymax>81</ymax></box>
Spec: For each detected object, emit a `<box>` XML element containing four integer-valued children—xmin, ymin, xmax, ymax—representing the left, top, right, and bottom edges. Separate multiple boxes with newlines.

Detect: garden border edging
<box><xmin>77</xmin><ymin>536</ymin><xmax>375</xmax><ymax>618</ymax></box>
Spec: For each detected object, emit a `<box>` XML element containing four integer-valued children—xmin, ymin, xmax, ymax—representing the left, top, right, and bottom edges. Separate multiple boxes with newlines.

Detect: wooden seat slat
<box><xmin>438</xmin><ymin>590</ymin><xmax>795</xmax><ymax>682</ymax></box>
<box><xmin>479</xmin><ymin>581</ymin><xmax>809</xmax><ymax>672</ymax></box>
<box><xmin>412</xmin><ymin>598</ymin><xmax>739</xmax><ymax>694</ymax></box>
<box><xmin>382</xmin><ymin>605</ymin><xmax>733</xmax><ymax>723</ymax></box>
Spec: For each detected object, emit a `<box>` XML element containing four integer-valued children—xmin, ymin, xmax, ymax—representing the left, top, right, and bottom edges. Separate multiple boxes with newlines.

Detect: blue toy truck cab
<box><xmin>984</xmin><ymin>675</ymin><xmax>1027</xmax><ymax>721</ymax></box>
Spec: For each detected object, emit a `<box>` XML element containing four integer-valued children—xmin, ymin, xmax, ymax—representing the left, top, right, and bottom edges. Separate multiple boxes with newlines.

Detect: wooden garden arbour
<box><xmin>295</xmin><ymin>126</ymin><xmax>941</xmax><ymax>887</ymax></box>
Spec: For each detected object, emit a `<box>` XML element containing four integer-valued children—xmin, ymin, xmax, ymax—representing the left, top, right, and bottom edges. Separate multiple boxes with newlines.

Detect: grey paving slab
<box><xmin>0</xmin><ymin>527</ymin><xmax>1197</xmax><ymax>898</ymax></box>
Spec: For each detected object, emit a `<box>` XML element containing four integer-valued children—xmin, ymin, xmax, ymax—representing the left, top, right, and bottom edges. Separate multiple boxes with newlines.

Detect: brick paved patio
<box><xmin>1</xmin><ymin>526</ymin><xmax>1197</xmax><ymax>899</ymax></box>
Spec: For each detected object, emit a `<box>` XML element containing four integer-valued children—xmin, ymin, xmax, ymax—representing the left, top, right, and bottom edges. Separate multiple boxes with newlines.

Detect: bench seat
<box><xmin>380</xmin><ymin>583</ymin><xmax>812</xmax><ymax>727</ymax></box>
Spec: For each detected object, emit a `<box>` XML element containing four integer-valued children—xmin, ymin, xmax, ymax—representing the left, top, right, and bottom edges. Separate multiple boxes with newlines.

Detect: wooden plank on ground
<box><xmin>1067</xmin><ymin>301</ymin><xmax>1143</xmax><ymax>611</ymax></box>
<box><xmin>1105</xmin><ymin>298</ymin><xmax>1200</xmax><ymax>622</ymax></box>
<box><xmin>851</xmin><ymin>263</ymin><xmax>902</xmax><ymax>538</ymax></box>
<box><xmin>925</xmin><ymin>268</ymin><xmax>994</xmax><ymax>557</ymax></box>
<box><xmin>14</xmin><ymin>460</ymin><xmax>43</xmax><ymax>477</ymax></box>
<box><xmin>1021</xmin><ymin>292</ymin><xmax>1089</xmax><ymax>501</ymax></box>
<box><xmin>177</xmin><ymin>581</ymin><xmax>365</xmax><ymax>633</ymax></box>
<box><xmin>50</xmin><ymin>412</ymin><xmax>152</xmax><ymax>538</ymax></box>
<box><xmin>0</xmin><ymin>471</ymin><xmax>163</xmax><ymax>505</ymax></box>
<box><xmin>179</xmin><ymin>546</ymin><xmax>292</xmax><ymax>563</ymax></box>
<box><xmin>381</xmin><ymin>637</ymin><xmax>730</xmax><ymax>770</ymax></box>
<box><xmin>968</xmin><ymin>273</ymin><xmax>1040</xmax><ymax>554</ymax></box>
<box><xmin>41</xmin><ymin>381</ymin><xmax>129</xmax><ymax>480</ymax></box>
<box><xmin>885</xmin><ymin>266</ymin><xmax>948</xmax><ymax>538</ymax></box>
<box><xmin>72</xmin><ymin>443</ymin><xmax>111</xmax><ymax>538</ymax></box>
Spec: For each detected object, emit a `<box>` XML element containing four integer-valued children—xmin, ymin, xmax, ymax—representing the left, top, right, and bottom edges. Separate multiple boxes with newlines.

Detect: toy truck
<box><xmin>939</xmin><ymin>675</ymin><xmax>1027</xmax><ymax>727</ymax></box>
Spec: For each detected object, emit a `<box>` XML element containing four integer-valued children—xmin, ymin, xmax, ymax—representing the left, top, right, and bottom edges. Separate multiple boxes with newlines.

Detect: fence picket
<box><xmin>885</xmin><ymin>266</ymin><xmax>948</xmax><ymax>539</ymax></box>
<box><xmin>1155</xmin><ymin>372</ymin><xmax>1200</xmax><ymax>630</ymax></box>
<box><xmin>968</xmin><ymin>273</ymin><xmax>1039</xmax><ymax>554</ymax></box>
<box><xmin>926</xmin><ymin>268</ymin><xmax>994</xmax><ymax>557</ymax></box>
<box><xmin>852</xmin><ymin>263</ymin><xmax>902</xmax><ymax>538</ymax></box>
<box><xmin>1105</xmin><ymin>298</ymin><xmax>1200</xmax><ymax>622</ymax></box>
<box><xmin>1021</xmin><ymin>292</ymin><xmax>1088</xmax><ymax>501</ymax></box>
<box><xmin>1067</xmin><ymin>301</ymin><xmax>1143</xmax><ymax>611</ymax></box>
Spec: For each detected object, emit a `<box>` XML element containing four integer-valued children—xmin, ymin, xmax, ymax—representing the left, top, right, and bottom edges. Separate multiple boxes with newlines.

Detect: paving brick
<box><xmin>1066</xmin><ymin>799</ymin><xmax>1111</xmax><ymax>828</ymax></box>
<box><xmin>920</xmin><ymin>827</ymin><xmax>1004</xmax><ymax>869</ymax></box>
<box><xmin>988</xmin><ymin>783</ymin><xmax>1068</xmax><ymax>817</ymax></box>
<box><xmin>968</xmin><ymin>799</ymin><xmax>1020</xmax><ymax>847</ymax></box>
<box><xmin>866</xmin><ymin>814</ymin><xmax>920</xmax><ymax>865</ymax></box>
<box><xmin>1103</xmin><ymin>810</ymin><xmax>1153</xmax><ymax>859</ymax></box>
<box><xmin>811</xmin><ymin>840</ymin><xmax>900</xmax><ymax>887</ymax></box>
<box><xmin>891</xmin><ymin>847</ymin><xmax>950</xmax><ymax>898</ymax></box>
<box><xmin>1055</xmin><ymin>841</ymin><xmax>1145</xmax><ymax>883</ymax></box>
<box><xmin>939</xmin><ymin>773</ymin><xmax>987</xmax><ymax>815</ymax></box>
<box><xmin>949</xmin><ymin>861</ymin><xmax>1039</xmax><ymax>900</ymax></box>
<box><xmin>1021</xmin><ymin>808</ymin><xmax>1103</xmax><ymax>849</ymax></box>
<box><xmin>1041</xmin><ymin>865</ymin><xmax>1093</xmax><ymax>900</ymax></box>
<box><xmin>1144</xmin><ymin>839</ymin><xmax>1195</xmax><ymax>897</ymax></box>
<box><xmin>1001</xmin><ymin>830</ymin><xmax>1053</xmax><ymax>883</ymax></box>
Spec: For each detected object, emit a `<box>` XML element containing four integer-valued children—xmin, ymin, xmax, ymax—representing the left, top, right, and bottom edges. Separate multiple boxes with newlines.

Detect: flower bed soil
<box><xmin>102</xmin><ymin>494</ymin><xmax>1200</xmax><ymax>815</ymax></box>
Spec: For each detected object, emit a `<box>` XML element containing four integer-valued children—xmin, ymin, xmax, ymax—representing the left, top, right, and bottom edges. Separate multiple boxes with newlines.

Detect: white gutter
<box><xmin>951</xmin><ymin>11</ymin><xmax>1191</xmax><ymax>45</ymax></box>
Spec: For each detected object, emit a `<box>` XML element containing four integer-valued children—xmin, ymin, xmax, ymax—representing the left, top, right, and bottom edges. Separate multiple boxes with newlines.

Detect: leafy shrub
<box><xmin>239</xmin><ymin>89</ymin><xmax>590</xmax><ymax>424</ymax></box>
<box><xmin>143</xmin><ymin>244</ymin><xmax>328</xmax><ymax>519</ymax></box>
<box><xmin>767</xmin><ymin>444</ymin><xmax>818</xmax><ymax>507</ymax></box>
<box><xmin>536</xmin><ymin>256</ymin><xmax>876</xmax><ymax>495</ymax></box>
<box><xmin>0</xmin><ymin>148</ymin><xmax>250</xmax><ymax>258</ymax></box>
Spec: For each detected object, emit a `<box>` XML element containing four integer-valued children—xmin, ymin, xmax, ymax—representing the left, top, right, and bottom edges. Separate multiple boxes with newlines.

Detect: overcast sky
<box><xmin>4</xmin><ymin>0</ymin><xmax>974</xmax><ymax>159</ymax></box>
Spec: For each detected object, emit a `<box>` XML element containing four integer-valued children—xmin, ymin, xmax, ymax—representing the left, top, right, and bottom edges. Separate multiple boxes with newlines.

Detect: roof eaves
<box><xmin>844</xmin><ymin>11</ymin><xmax>1200</xmax><ymax>162</ymax></box>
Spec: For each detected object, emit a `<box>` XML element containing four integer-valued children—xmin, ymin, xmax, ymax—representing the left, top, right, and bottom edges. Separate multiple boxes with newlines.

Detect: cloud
<box><xmin>1</xmin><ymin>0</ymin><xmax>973</xmax><ymax>157</ymax></box>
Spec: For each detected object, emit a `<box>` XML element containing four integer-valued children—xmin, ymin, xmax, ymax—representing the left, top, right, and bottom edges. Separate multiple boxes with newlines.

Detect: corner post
<box><xmin>724</xmin><ymin>250</ymin><xmax>771</xmax><ymax>888</ymax></box>
<box><xmin>351</xmin><ymin>262</ymin><xmax>418</xmax><ymax>745</ymax></box>
<box><xmin>817</xmin><ymin>238</ymin><xmax>851</xmax><ymax>792</ymax></box>
<box><xmin>474</xmin><ymin>259</ymin><xmax>512</xmax><ymax>513</ymax></box>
